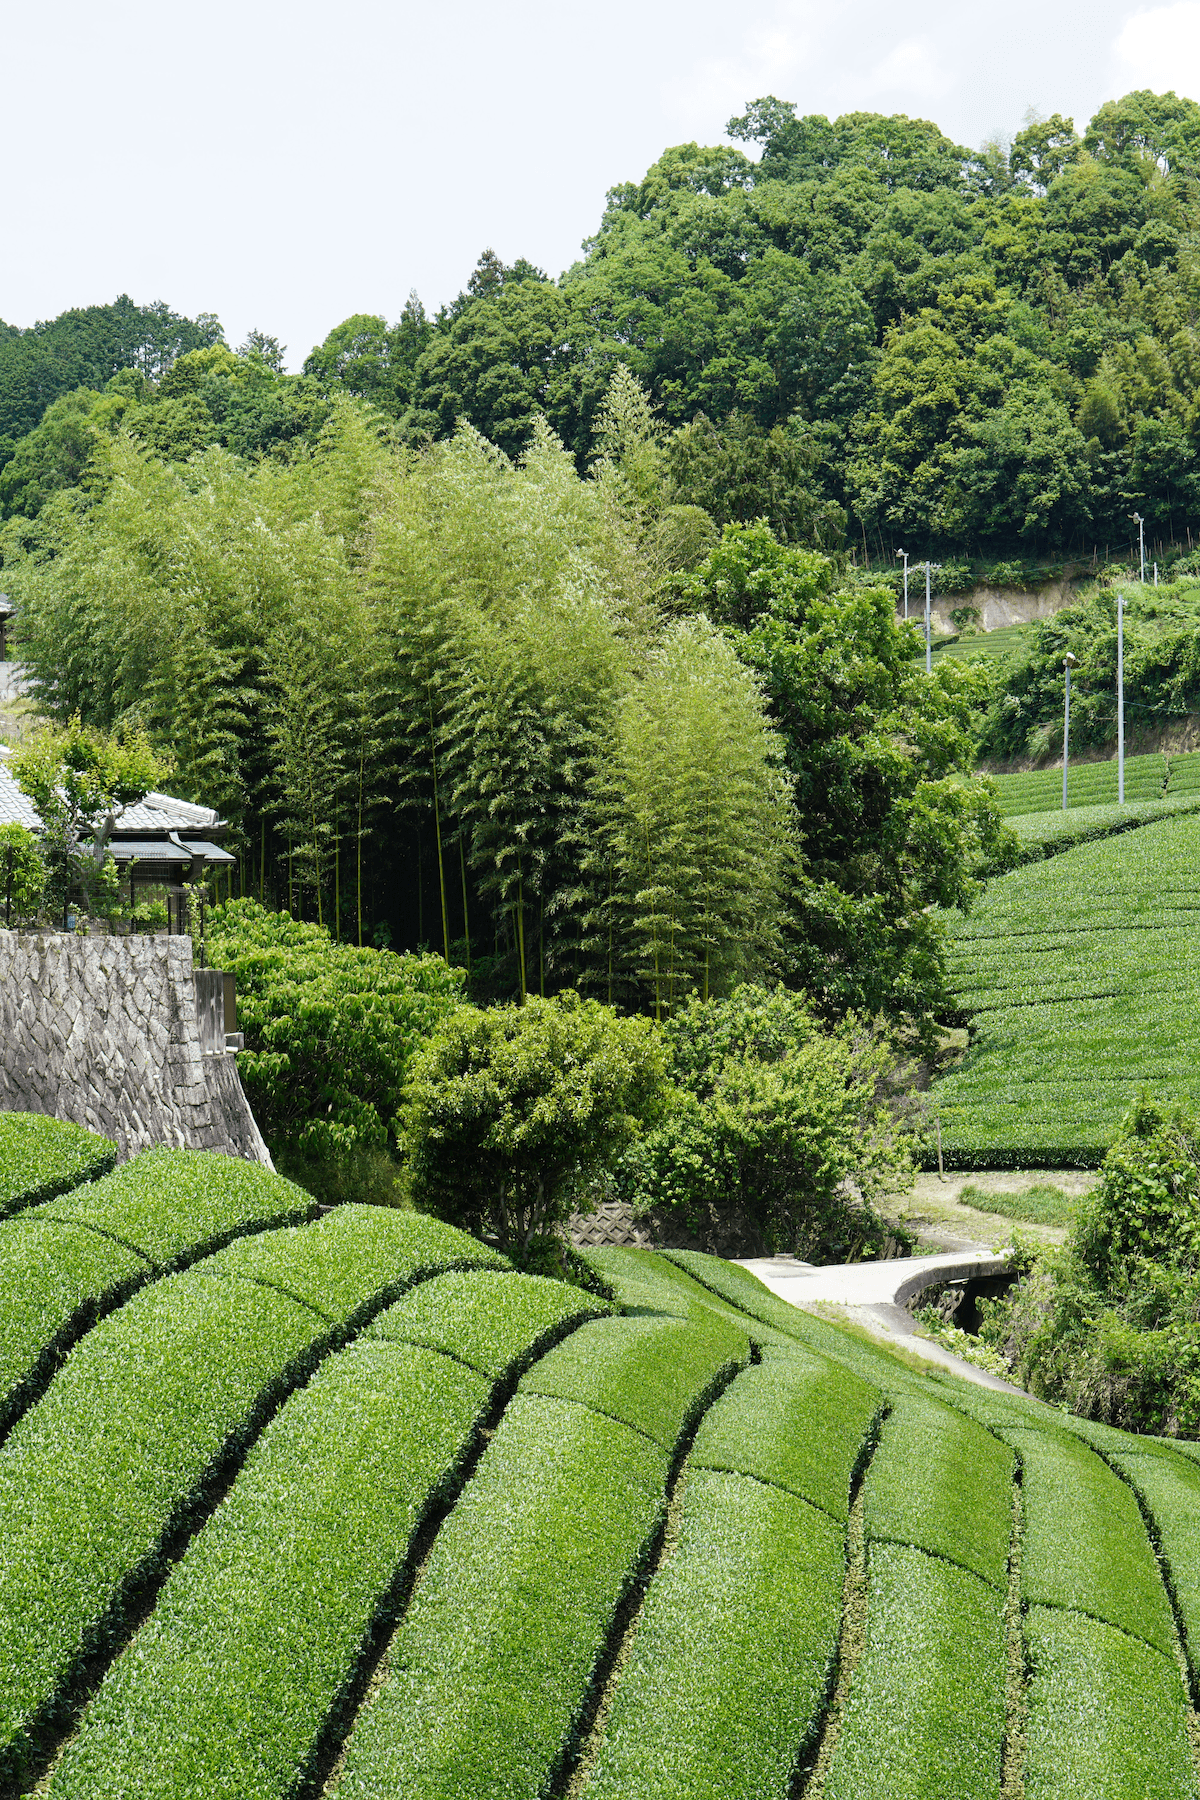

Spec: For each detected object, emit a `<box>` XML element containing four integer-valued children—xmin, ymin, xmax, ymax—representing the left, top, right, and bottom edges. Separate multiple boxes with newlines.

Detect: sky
<box><xmin>3</xmin><ymin>0</ymin><xmax>1200</xmax><ymax>369</ymax></box>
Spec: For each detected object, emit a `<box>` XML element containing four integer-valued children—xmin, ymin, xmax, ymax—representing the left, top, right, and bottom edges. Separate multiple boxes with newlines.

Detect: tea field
<box><xmin>933</xmin><ymin>810</ymin><xmax>1200</xmax><ymax>1166</ymax></box>
<box><xmin>993</xmin><ymin>747</ymin><xmax>1200</xmax><ymax>817</ymax></box>
<box><xmin>1</xmin><ymin>1128</ymin><xmax>1199</xmax><ymax>1798</ymax></box>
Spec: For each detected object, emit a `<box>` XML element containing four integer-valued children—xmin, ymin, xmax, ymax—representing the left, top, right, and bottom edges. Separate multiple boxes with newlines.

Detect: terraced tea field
<box><xmin>934</xmin><ymin>810</ymin><xmax>1200</xmax><ymax>1166</ymax></box>
<box><xmin>2</xmin><ymin>1125</ymin><xmax>1200</xmax><ymax>1798</ymax></box>
<box><xmin>993</xmin><ymin>747</ymin><xmax>1200</xmax><ymax>818</ymax></box>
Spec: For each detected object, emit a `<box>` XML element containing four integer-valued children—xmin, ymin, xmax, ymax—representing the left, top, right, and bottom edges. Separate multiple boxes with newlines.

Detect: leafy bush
<box><xmin>823</xmin><ymin>1542</ymin><xmax>1006</xmax><ymax>1800</ymax></box>
<box><xmin>862</xmin><ymin>1396</ymin><xmax>1014</xmax><ymax>1591</ymax></box>
<box><xmin>1022</xmin><ymin>1605</ymin><xmax>1194</xmax><ymax>1800</ymax></box>
<box><xmin>0</xmin><ymin>1206</ymin><xmax>500</xmax><ymax>1783</ymax></box>
<box><xmin>43</xmin><ymin>1263</ymin><xmax>600</xmax><ymax>1800</ymax></box>
<box><xmin>621</xmin><ymin>986</ymin><xmax>914</xmax><ymax>1260</ymax></box>
<box><xmin>400</xmin><ymin>990</ymin><xmax>668</xmax><ymax>1264</ymax></box>
<box><xmin>336</xmin><ymin>1393</ymin><xmax>668</xmax><ymax>1800</ymax></box>
<box><xmin>0</xmin><ymin>1148</ymin><xmax>315</xmax><ymax>1435</ymax></box>
<box><xmin>205</xmin><ymin>899</ymin><xmax>464</xmax><ymax>1159</ymax></box>
<box><xmin>981</xmin><ymin>1098</ymin><xmax>1200</xmax><ymax>1432</ymax></box>
<box><xmin>586</xmin><ymin>1467</ymin><xmax>843</xmax><ymax>1800</ymax></box>
<box><xmin>0</xmin><ymin>1112</ymin><xmax>116</xmax><ymax>1217</ymax></box>
<box><xmin>0</xmin><ymin>824</ymin><xmax>45</xmax><ymax>924</ymax></box>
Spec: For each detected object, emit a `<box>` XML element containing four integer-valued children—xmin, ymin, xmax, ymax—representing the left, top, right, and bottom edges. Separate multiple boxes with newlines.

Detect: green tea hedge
<box><xmin>0</xmin><ymin>1207</ymin><xmax>501</xmax><ymax>1784</ymax></box>
<box><xmin>369</xmin><ymin>1268</ymin><xmax>610</xmax><ymax>1375</ymax></box>
<box><xmin>586</xmin><ymin>1468</ymin><xmax>843</xmax><ymax>1800</ymax></box>
<box><xmin>336</xmin><ymin>1393</ymin><xmax>668</xmax><ymax>1800</ymax></box>
<box><xmin>1008</xmin><ymin>1428</ymin><xmax>1175</xmax><ymax>1655</ymax></box>
<box><xmin>864</xmin><ymin>1396</ymin><xmax>1014</xmax><ymax>1591</ymax></box>
<box><xmin>0</xmin><ymin>1112</ymin><xmax>115</xmax><ymax>1217</ymax></box>
<box><xmin>823</xmin><ymin>1542</ymin><xmax>1006</xmax><ymax>1800</ymax></box>
<box><xmin>519</xmin><ymin>1311</ymin><xmax>748</xmax><ymax>1453</ymax></box>
<box><xmin>1111</xmin><ymin>1451</ymin><xmax>1200</xmax><ymax>1687</ymax></box>
<box><xmin>1022</xmin><ymin>1604</ymin><xmax>1194</xmax><ymax>1800</ymax></box>
<box><xmin>0</xmin><ymin>1151</ymin><xmax>317</xmax><ymax>1437</ymax></box>
<box><xmin>690</xmin><ymin>1348</ymin><xmax>881</xmax><ymax>1522</ymax></box>
<box><xmin>579</xmin><ymin>1246</ymin><xmax>789</xmax><ymax>1344</ymax></box>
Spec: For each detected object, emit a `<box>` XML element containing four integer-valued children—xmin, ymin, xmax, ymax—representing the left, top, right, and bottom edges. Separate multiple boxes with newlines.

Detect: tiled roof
<box><xmin>0</xmin><ymin>747</ymin><xmax>225</xmax><ymax>837</ymax></box>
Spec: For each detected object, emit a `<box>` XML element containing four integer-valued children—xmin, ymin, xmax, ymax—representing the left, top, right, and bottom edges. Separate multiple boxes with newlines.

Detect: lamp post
<box><xmin>925</xmin><ymin>560</ymin><xmax>932</xmax><ymax>674</ymax></box>
<box><xmin>896</xmin><ymin>548</ymin><xmax>909</xmax><ymax>620</ymax></box>
<box><xmin>1131</xmin><ymin>511</ymin><xmax>1145</xmax><ymax>584</ymax></box>
<box><xmin>1117</xmin><ymin>594</ymin><xmax>1125</xmax><ymax>805</ymax></box>
<box><xmin>1063</xmin><ymin>651</ymin><xmax>1077</xmax><ymax>810</ymax></box>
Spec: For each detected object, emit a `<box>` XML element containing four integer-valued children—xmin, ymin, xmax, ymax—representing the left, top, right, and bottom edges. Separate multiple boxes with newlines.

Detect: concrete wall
<box><xmin>901</xmin><ymin>579</ymin><xmax>1085</xmax><ymax>640</ymax></box>
<box><xmin>0</xmin><ymin>930</ymin><xmax>272</xmax><ymax>1165</ymax></box>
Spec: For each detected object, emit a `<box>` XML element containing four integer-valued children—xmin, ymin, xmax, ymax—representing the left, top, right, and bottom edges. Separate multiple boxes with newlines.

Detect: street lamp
<box><xmin>896</xmin><ymin>548</ymin><xmax>909</xmax><ymax>620</ymax></box>
<box><xmin>1131</xmin><ymin>512</ymin><xmax>1145</xmax><ymax>584</ymax></box>
<box><xmin>1063</xmin><ymin>651</ymin><xmax>1078</xmax><ymax>810</ymax></box>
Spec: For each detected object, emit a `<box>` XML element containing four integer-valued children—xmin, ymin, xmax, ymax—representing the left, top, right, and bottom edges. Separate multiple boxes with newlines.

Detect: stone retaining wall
<box><xmin>0</xmin><ymin>930</ymin><xmax>272</xmax><ymax>1165</ymax></box>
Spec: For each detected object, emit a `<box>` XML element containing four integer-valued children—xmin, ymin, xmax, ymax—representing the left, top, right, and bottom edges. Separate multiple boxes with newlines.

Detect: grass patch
<box><xmin>822</xmin><ymin>1541</ymin><xmax>1006</xmax><ymax>1800</ymax></box>
<box><xmin>585</xmin><ymin>1468</ymin><xmax>843</xmax><ymax>1800</ymax></box>
<box><xmin>1022</xmin><ymin>1604</ymin><xmax>1194</xmax><ymax>1800</ymax></box>
<box><xmin>0</xmin><ymin>1113</ymin><xmax>115</xmax><ymax>1217</ymax></box>
<box><xmin>957</xmin><ymin>1182</ymin><xmax>1077</xmax><ymax>1227</ymax></box>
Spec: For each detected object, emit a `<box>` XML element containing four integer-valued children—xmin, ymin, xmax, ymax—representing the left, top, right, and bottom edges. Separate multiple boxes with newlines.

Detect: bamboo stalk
<box><xmin>428</xmin><ymin>693</ymin><xmax>450</xmax><ymax>963</ymax></box>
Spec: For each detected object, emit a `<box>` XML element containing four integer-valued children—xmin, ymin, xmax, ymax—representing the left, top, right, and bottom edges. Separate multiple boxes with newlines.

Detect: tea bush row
<box><xmin>0</xmin><ymin>1149</ymin><xmax>316</xmax><ymax>1434</ymax></box>
<box><xmin>993</xmin><ymin>747</ymin><xmax>1200</xmax><ymax>817</ymax></box>
<box><xmin>0</xmin><ymin>1207</ymin><xmax>500</xmax><ymax>1783</ymax></box>
<box><xmin>42</xmin><ymin>1269</ymin><xmax>601</xmax><ymax>1800</ymax></box>
<box><xmin>0</xmin><ymin>1113</ymin><xmax>115</xmax><ymax>1217</ymax></box>
<box><xmin>336</xmin><ymin>1306</ymin><xmax>747</xmax><ymax>1800</ymax></box>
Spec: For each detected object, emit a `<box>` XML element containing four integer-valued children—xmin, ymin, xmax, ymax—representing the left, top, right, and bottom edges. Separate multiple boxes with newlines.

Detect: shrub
<box><xmin>980</xmin><ymin>1097</ymin><xmax>1200</xmax><ymax>1433</ymax></box>
<box><xmin>622</xmin><ymin>986</ymin><xmax>914</xmax><ymax>1260</ymax></box>
<box><xmin>0</xmin><ymin>824</ymin><xmax>45</xmax><ymax>924</ymax></box>
<box><xmin>0</xmin><ymin>1113</ymin><xmax>116</xmax><ymax>1217</ymax></box>
<box><xmin>400</xmin><ymin>990</ymin><xmax>669</xmax><ymax>1263</ymax></box>
<box><xmin>205</xmin><ymin>898</ymin><xmax>464</xmax><ymax>1159</ymax></box>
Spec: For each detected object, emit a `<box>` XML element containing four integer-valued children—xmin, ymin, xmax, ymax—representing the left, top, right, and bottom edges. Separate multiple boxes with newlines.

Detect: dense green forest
<box><xmin>12</xmin><ymin>84</ymin><xmax>1200</xmax><ymax>1016</ymax></box>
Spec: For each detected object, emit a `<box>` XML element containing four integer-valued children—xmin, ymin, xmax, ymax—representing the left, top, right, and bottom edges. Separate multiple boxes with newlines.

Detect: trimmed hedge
<box><xmin>864</xmin><ymin>1396</ymin><xmax>1014</xmax><ymax>1591</ymax></box>
<box><xmin>369</xmin><ymin>1268</ymin><xmax>610</xmax><ymax>1375</ymax></box>
<box><xmin>0</xmin><ymin>1151</ymin><xmax>317</xmax><ymax>1437</ymax></box>
<box><xmin>1007</xmin><ymin>1428</ymin><xmax>1175</xmax><ymax>1656</ymax></box>
<box><xmin>1005</xmin><ymin>791</ymin><xmax>1200</xmax><ymax>862</ymax></box>
<box><xmin>336</xmin><ymin>1393</ymin><xmax>668</xmax><ymax>1800</ymax></box>
<box><xmin>518</xmin><ymin>1310</ymin><xmax>748</xmax><ymax>1452</ymax></box>
<box><xmin>0</xmin><ymin>1113</ymin><xmax>115</xmax><ymax>1217</ymax></box>
<box><xmin>42</xmin><ymin>1340</ymin><xmax>494</xmax><ymax>1800</ymax></box>
<box><xmin>586</xmin><ymin>1468</ymin><xmax>843</xmax><ymax>1800</ymax></box>
<box><xmin>823</xmin><ymin>1541</ymin><xmax>1006</xmax><ymax>1800</ymax></box>
<box><xmin>1022</xmin><ymin>1604</ymin><xmax>1195</xmax><ymax>1800</ymax></box>
<box><xmin>690</xmin><ymin>1348</ymin><xmax>881</xmax><ymax>1522</ymax></box>
<box><xmin>0</xmin><ymin>1207</ymin><xmax>501</xmax><ymax>1784</ymax></box>
<box><xmin>1112</xmin><ymin>1451</ymin><xmax>1200</xmax><ymax>1688</ymax></box>
<box><xmin>578</xmin><ymin>1246</ymin><xmax>791</xmax><ymax>1344</ymax></box>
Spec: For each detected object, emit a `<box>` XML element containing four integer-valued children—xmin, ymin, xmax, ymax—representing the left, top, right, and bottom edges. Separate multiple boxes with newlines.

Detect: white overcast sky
<box><xmin>1</xmin><ymin>0</ymin><xmax>1199</xmax><ymax>368</ymax></box>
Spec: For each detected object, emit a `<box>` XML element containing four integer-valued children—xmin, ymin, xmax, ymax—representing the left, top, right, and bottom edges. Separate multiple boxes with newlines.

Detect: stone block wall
<box><xmin>0</xmin><ymin>930</ymin><xmax>272</xmax><ymax>1165</ymax></box>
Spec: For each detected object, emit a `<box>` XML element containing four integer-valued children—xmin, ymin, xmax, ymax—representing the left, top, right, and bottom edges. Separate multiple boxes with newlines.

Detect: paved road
<box><xmin>735</xmin><ymin>1248</ymin><xmax>1022</xmax><ymax>1392</ymax></box>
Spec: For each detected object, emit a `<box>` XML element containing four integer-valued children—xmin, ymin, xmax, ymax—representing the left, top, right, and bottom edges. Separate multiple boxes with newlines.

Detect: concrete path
<box><xmin>736</xmin><ymin>1248</ymin><xmax>1023</xmax><ymax>1393</ymax></box>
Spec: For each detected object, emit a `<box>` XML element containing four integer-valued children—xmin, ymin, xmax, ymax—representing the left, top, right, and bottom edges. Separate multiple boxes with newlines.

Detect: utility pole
<box><xmin>925</xmin><ymin>560</ymin><xmax>932</xmax><ymax>674</ymax></box>
<box><xmin>896</xmin><ymin>548</ymin><xmax>909</xmax><ymax>619</ymax></box>
<box><xmin>1131</xmin><ymin>511</ymin><xmax>1145</xmax><ymax>583</ymax></box>
<box><xmin>1117</xmin><ymin>595</ymin><xmax>1125</xmax><ymax>805</ymax></box>
<box><xmin>1063</xmin><ymin>652</ymin><xmax>1077</xmax><ymax>810</ymax></box>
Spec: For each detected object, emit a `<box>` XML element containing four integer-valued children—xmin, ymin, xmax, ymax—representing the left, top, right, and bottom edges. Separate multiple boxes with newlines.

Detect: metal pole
<box><xmin>1140</xmin><ymin>516</ymin><xmax>1145</xmax><ymax>584</ymax></box>
<box><xmin>1117</xmin><ymin>594</ymin><xmax>1125</xmax><ymax>806</ymax></box>
<box><xmin>1063</xmin><ymin>657</ymin><xmax>1074</xmax><ymax>809</ymax></box>
<box><xmin>903</xmin><ymin>554</ymin><xmax>908</xmax><ymax>620</ymax></box>
<box><xmin>925</xmin><ymin>561</ymin><xmax>932</xmax><ymax>674</ymax></box>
